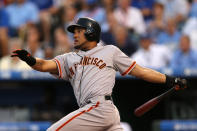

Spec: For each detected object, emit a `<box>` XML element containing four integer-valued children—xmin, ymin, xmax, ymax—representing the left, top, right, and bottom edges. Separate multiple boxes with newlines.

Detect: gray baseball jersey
<box><xmin>48</xmin><ymin>43</ymin><xmax>136</xmax><ymax>131</ymax></box>
<box><xmin>53</xmin><ymin>43</ymin><xmax>136</xmax><ymax>107</ymax></box>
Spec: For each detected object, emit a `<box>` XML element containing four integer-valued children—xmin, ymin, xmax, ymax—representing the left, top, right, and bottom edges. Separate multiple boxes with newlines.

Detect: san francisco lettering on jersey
<box><xmin>68</xmin><ymin>56</ymin><xmax>106</xmax><ymax>78</ymax></box>
<box><xmin>79</xmin><ymin>56</ymin><xmax>106</xmax><ymax>69</ymax></box>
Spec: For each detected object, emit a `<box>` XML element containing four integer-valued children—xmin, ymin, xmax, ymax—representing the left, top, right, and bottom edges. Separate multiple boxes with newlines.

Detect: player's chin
<box><xmin>74</xmin><ymin>44</ymin><xmax>81</xmax><ymax>49</ymax></box>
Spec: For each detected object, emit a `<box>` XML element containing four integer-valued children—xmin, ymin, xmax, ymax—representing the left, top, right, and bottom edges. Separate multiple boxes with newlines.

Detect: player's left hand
<box><xmin>165</xmin><ymin>75</ymin><xmax>187</xmax><ymax>90</ymax></box>
<box><xmin>174</xmin><ymin>78</ymin><xmax>187</xmax><ymax>91</ymax></box>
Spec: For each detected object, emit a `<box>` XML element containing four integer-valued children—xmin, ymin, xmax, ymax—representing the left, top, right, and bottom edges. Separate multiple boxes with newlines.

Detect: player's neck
<box><xmin>81</xmin><ymin>41</ymin><xmax>97</xmax><ymax>51</ymax></box>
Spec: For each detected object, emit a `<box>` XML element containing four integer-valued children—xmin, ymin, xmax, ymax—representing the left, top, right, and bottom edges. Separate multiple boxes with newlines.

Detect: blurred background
<box><xmin>0</xmin><ymin>0</ymin><xmax>197</xmax><ymax>130</ymax></box>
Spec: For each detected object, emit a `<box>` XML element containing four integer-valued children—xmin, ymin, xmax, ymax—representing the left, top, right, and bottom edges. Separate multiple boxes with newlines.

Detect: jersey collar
<box><xmin>76</xmin><ymin>42</ymin><xmax>104</xmax><ymax>56</ymax></box>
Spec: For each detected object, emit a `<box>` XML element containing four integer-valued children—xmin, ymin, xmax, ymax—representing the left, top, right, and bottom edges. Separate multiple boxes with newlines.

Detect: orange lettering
<box><xmin>96</xmin><ymin>60</ymin><xmax>103</xmax><ymax>66</ymax></box>
<box><xmin>69</xmin><ymin>67</ymin><xmax>74</xmax><ymax>76</ymax></box>
<box><xmin>99</xmin><ymin>63</ymin><xmax>106</xmax><ymax>69</ymax></box>
<box><xmin>78</xmin><ymin>57</ymin><xmax>106</xmax><ymax>69</ymax></box>
<box><xmin>87</xmin><ymin>57</ymin><xmax>91</xmax><ymax>65</ymax></box>
<box><xmin>80</xmin><ymin>58</ymin><xmax>83</xmax><ymax>65</ymax></box>
<box><xmin>93</xmin><ymin>58</ymin><xmax>98</xmax><ymax>65</ymax></box>
<box><xmin>83</xmin><ymin>56</ymin><xmax>88</xmax><ymax>65</ymax></box>
<box><xmin>91</xmin><ymin>57</ymin><xmax>94</xmax><ymax>64</ymax></box>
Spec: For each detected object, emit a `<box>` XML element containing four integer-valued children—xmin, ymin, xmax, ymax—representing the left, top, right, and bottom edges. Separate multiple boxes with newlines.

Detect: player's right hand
<box><xmin>11</xmin><ymin>49</ymin><xmax>36</xmax><ymax>66</ymax></box>
<box><xmin>11</xmin><ymin>49</ymin><xmax>31</xmax><ymax>61</ymax></box>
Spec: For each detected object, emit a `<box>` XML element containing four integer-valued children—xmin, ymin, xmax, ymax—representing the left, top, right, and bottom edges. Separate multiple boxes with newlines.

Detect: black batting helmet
<box><xmin>67</xmin><ymin>17</ymin><xmax>101</xmax><ymax>43</ymax></box>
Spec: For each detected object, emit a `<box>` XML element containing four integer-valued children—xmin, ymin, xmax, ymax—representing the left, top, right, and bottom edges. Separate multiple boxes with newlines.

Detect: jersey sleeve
<box><xmin>52</xmin><ymin>54</ymin><xmax>69</xmax><ymax>80</ymax></box>
<box><xmin>113</xmin><ymin>46</ymin><xmax>136</xmax><ymax>76</ymax></box>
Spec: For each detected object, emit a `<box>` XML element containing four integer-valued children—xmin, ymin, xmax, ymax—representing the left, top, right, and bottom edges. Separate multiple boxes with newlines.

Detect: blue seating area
<box><xmin>159</xmin><ymin>120</ymin><xmax>197</xmax><ymax>131</ymax></box>
<box><xmin>0</xmin><ymin>122</ymin><xmax>51</xmax><ymax>131</ymax></box>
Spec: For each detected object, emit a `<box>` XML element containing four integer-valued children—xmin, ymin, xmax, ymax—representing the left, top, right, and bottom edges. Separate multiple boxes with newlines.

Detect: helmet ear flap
<box><xmin>84</xmin><ymin>27</ymin><xmax>95</xmax><ymax>41</ymax></box>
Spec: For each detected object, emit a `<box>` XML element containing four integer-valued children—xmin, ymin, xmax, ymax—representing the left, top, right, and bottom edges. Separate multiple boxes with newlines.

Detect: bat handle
<box><xmin>157</xmin><ymin>86</ymin><xmax>177</xmax><ymax>101</ymax></box>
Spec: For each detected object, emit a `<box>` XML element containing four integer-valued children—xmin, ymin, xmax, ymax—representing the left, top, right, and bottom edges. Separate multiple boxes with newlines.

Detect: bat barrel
<box><xmin>134</xmin><ymin>97</ymin><xmax>159</xmax><ymax>117</ymax></box>
<box><xmin>134</xmin><ymin>86</ymin><xmax>176</xmax><ymax>117</ymax></box>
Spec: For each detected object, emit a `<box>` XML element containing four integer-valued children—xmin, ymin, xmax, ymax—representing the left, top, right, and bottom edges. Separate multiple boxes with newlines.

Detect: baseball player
<box><xmin>11</xmin><ymin>17</ymin><xmax>187</xmax><ymax>131</ymax></box>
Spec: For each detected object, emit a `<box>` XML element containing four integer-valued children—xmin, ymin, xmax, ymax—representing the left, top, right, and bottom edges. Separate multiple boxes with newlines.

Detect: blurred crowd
<box><xmin>0</xmin><ymin>0</ymin><xmax>197</xmax><ymax>75</ymax></box>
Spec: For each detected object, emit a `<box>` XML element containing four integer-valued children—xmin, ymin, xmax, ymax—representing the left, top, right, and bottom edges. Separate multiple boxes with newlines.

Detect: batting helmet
<box><xmin>67</xmin><ymin>17</ymin><xmax>101</xmax><ymax>43</ymax></box>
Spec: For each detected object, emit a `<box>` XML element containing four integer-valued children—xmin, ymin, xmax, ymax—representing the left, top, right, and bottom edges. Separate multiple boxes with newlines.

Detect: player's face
<box><xmin>73</xmin><ymin>27</ymin><xmax>88</xmax><ymax>50</ymax></box>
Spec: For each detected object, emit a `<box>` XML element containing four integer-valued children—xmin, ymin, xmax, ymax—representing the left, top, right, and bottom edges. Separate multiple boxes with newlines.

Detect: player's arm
<box><xmin>11</xmin><ymin>49</ymin><xmax>58</xmax><ymax>75</ymax></box>
<box><xmin>129</xmin><ymin>64</ymin><xmax>166</xmax><ymax>83</ymax></box>
<box><xmin>129</xmin><ymin>64</ymin><xmax>187</xmax><ymax>89</ymax></box>
<box><xmin>32</xmin><ymin>58</ymin><xmax>58</xmax><ymax>74</ymax></box>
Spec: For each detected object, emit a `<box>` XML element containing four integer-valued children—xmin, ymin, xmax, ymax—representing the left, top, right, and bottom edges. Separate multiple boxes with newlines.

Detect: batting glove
<box><xmin>165</xmin><ymin>75</ymin><xmax>187</xmax><ymax>90</ymax></box>
<box><xmin>11</xmin><ymin>49</ymin><xmax>36</xmax><ymax>66</ymax></box>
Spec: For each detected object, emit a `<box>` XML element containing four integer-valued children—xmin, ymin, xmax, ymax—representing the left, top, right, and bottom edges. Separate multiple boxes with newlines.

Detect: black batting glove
<box><xmin>165</xmin><ymin>75</ymin><xmax>187</xmax><ymax>90</ymax></box>
<box><xmin>11</xmin><ymin>49</ymin><xmax>36</xmax><ymax>66</ymax></box>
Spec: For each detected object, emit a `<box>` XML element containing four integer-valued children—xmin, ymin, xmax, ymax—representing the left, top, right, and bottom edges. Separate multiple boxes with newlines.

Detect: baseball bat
<box><xmin>134</xmin><ymin>86</ymin><xmax>178</xmax><ymax>117</ymax></box>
